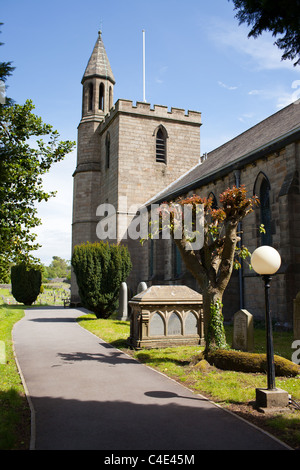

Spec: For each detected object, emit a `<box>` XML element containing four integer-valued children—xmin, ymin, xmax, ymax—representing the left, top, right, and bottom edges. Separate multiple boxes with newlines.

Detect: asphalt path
<box><xmin>12</xmin><ymin>307</ymin><xmax>291</xmax><ymax>451</ymax></box>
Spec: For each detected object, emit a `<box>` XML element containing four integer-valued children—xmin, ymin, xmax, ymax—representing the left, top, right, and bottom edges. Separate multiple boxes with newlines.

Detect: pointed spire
<box><xmin>82</xmin><ymin>31</ymin><xmax>115</xmax><ymax>84</ymax></box>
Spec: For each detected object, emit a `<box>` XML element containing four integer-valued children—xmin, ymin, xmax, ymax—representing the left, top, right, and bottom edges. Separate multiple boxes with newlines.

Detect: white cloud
<box><xmin>218</xmin><ymin>81</ymin><xmax>238</xmax><ymax>90</ymax></box>
<box><xmin>238</xmin><ymin>112</ymin><xmax>255</xmax><ymax>122</ymax></box>
<box><xmin>208</xmin><ymin>18</ymin><xmax>300</xmax><ymax>72</ymax></box>
<box><xmin>248</xmin><ymin>81</ymin><xmax>300</xmax><ymax>108</ymax></box>
<box><xmin>33</xmin><ymin>151</ymin><xmax>75</xmax><ymax>265</ymax></box>
<box><xmin>248</xmin><ymin>89</ymin><xmax>263</xmax><ymax>96</ymax></box>
<box><xmin>155</xmin><ymin>65</ymin><xmax>168</xmax><ymax>84</ymax></box>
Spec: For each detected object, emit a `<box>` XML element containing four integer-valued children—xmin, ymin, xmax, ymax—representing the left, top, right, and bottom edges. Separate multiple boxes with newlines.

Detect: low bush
<box><xmin>200</xmin><ymin>349</ymin><xmax>300</xmax><ymax>377</ymax></box>
<box><xmin>71</xmin><ymin>241</ymin><xmax>132</xmax><ymax>318</ymax></box>
<box><xmin>11</xmin><ymin>263</ymin><xmax>42</xmax><ymax>306</ymax></box>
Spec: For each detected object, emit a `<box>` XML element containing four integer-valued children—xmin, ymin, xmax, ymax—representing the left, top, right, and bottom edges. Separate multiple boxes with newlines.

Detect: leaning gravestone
<box><xmin>232</xmin><ymin>309</ymin><xmax>254</xmax><ymax>352</ymax></box>
<box><xmin>293</xmin><ymin>292</ymin><xmax>300</xmax><ymax>339</ymax></box>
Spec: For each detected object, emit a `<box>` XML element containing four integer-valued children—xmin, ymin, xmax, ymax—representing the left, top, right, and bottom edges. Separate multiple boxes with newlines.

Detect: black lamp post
<box><xmin>251</xmin><ymin>246</ymin><xmax>281</xmax><ymax>390</ymax></box>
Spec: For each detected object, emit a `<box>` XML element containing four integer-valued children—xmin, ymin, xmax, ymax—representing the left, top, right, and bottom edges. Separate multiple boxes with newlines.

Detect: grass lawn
<box><xmin>0</xmin><ymin>305</ymin><xmax>30</xmax><ymax>450</ymax></box>
<box><xmin>77</xmin><ymin>313</ymin><xmax>300</xmax><ymax>450</ymax></box>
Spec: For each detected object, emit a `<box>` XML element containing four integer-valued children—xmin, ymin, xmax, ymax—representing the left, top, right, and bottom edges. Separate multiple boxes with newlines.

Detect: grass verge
<box><xmin>77</xmin><ymin>314</ymin><xmax>300</xmax><ymax>450</ymax></box>
<box><xmin>0</xmin><ymin>305</ymin><xmax>30</xmax><ymax>450</ymax></box>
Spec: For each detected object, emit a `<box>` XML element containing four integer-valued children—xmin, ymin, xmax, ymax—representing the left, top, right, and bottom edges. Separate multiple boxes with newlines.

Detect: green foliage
<box><xmin>43</xmin><ymin>256</ymin><xmax>71</xmax><ymax>280</ymax></box>
<box><xmin>0</xmin><ymin>99</ymin><xmax>75</xmax><ymax>273</ymax></box>
<box><xmin>231</xmin><ymin>0</ymin><xmax>300</xmax><ymax>66</ymax></box>
<box><xmin>202</xmin><ymin>349</ymin><xmax>300</xmax><ymax>377</ymax></box>
<box><xmin>71</xmin><ymin>241</ymin><xmax>132</xmax><ymax>319</ymax></box>
<box><xmin>11</xmin><ymin>263</ymin><xmax>42</xmax><ymax>306</ymax></box>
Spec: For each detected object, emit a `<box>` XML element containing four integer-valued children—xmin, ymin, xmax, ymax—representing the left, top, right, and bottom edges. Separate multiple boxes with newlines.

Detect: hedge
<box><xmin>11</xmin><ymin>263</ymin><xmax>42</xmax><ymax>306</ymax></box>
<box><xmin>71</xmin><ymin>241</ymin><xmax>132</xmax><ymax>318</ymax></box>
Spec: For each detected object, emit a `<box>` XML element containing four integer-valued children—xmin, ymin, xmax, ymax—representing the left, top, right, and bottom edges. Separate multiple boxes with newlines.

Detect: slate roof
<box><xmin>82</xmin><ymin>31</ymin><xmax>115</xmax><ymax>85</ymax></box>
<box><xmin>146</xmin><ymin>101</ymin><xmax>300</xmax><ymax>205</ymax></box>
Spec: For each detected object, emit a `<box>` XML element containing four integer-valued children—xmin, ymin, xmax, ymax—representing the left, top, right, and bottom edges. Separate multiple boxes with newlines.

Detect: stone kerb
<box><xmin>128</xmin><ymin>285</ymin><xmax>204</xmax><ymax>349</ymax></box>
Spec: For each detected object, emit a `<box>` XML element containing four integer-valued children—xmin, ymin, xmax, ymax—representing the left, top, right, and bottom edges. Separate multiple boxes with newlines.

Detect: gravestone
<box><xmin>137</xmin><ymin>281</ymin><xmax>147</xmax><ymax>294</ymax></box>
<box><xmin>117</xmin><ymin>282</ymin><xmax>128</xmax><ymax>321</ymax></box>
<box><xmin>293</xmin><ymin>292</ymin><xmax>300</xmax><ymax>339</ymax></box>
<box><xmin>232</xmin><ymin>309</ymin><xmax>254</xmax><ymax>352</ymax></box>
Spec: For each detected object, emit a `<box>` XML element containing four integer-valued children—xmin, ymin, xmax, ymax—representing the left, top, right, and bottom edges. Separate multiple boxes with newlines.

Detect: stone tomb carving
<box><xmin>128</xmin><ymin>285</ymin><xmax>204</xmax><ymax>349</ymax></box>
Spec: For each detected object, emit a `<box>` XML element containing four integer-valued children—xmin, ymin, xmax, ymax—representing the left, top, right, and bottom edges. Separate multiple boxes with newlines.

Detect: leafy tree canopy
<box><xmin>43</xmin><ymin>256</ymin><xmax>71</xmax><ymax>280</ymax></box>
<box><xmin>230</xmin><ymin>0</ymin><xmax>300</xmax><ymax>66</ymax></box>
<box><xmin>0</xmin><ymin>23</ymin><xmax>75</xmax><ymax>280</ymax></box>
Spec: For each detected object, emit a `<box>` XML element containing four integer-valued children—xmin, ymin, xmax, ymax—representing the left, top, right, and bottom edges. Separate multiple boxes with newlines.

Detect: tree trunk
<box><xmin>202</xmin><ymin>287</ymin><xmax>227</xmax><ymax>352</ymax></box>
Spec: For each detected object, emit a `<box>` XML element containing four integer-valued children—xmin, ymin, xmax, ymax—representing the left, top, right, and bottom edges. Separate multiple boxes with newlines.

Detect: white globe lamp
<box><xmin>251</xmin><ymin>245</ymin><xmax>281</xmax><ymax>275</ymax></box>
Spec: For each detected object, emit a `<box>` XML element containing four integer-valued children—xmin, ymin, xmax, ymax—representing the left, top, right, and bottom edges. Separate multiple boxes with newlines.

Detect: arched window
<box><xmin>173</xmin><ymin>242</ymin><xmax>182</xmax><ymax>278</ymax></box>
<box><xmin>155</xmin><ymin>126</ymin><xmax>167</xmax><ymax>163</ymax></box>
<box><xmin>99</xmin><ymin>83</ymin><xmax>104</xmax><ymax>111</ymax></box>
<box><xmin>88</xmin><ymin>83</ymin><xmax>93</xmax><ymax>111</ymax></box>
<box><xmin>260</xmin><ymin>177</ymin><xmax>272</xmax><ymax>245</ymax></box>
<box><xmin>208</xmin><ymin>192</ymin><xmax>218</xmax><ymax>209</ymax></box>
<box><xmin>149</xmin><ymin>239</ymin><xmax>154</xmax><ymax>278</ymax></box>
<box><xmin>254</xmin><ymin>172</ymin><xmax>272</xmax><ymax>245</ymax></box>
<box><xmin>105</xmin><ymin>132</ymin><xmax>110</xmax><ymax>169</ymax></box>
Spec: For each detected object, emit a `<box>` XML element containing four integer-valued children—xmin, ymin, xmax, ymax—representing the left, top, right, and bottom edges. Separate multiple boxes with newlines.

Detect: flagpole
<box><xmin>143</xmin><ymin>29</ymin><xmax>146</xmax><ymax>102</ymax></box>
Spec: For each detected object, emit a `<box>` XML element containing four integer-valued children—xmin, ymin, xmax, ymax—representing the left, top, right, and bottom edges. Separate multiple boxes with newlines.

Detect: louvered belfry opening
<box><xmin>156</xmin><ymin>128</ymin><xmax>166</xmax><ymax>163</ymax></box>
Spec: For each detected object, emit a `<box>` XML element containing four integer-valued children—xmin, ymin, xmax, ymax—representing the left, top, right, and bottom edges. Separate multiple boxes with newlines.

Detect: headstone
<box><xmin>293</xmin><ymin>292</ymin><xmax>300</xmax><ymax>339</ymax></box>
<box><xmin>118</xmin><ymin>282</ymin><xmax>128</xmax><ymax>321</ymax></box>
<box><xmin>137</xmin><ymin>281</ymin><xmax>147</xmax><ymax>294</ymax></box>
<box><xmin>232</xmin><ymin>309</ymin><xmax>254</xmax><ymax>352</ymax></box>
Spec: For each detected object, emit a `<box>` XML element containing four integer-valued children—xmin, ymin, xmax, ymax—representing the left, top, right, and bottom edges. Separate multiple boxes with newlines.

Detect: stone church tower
<box><xmin>71</xmin><ymin>32</ymin><xmax>202</xmax><ymax>300</ymax></box>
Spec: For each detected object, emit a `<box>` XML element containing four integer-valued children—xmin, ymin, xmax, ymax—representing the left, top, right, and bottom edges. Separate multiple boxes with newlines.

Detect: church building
<box><xmin>72</xmin><ymin>32</ymin><xmax>300</xmax><ymax>328</ymax></box>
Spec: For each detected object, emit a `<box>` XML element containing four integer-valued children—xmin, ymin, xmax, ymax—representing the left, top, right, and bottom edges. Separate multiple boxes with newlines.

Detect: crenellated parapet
<box><xmin>99</xmin><ymin>99</ymin><xmax>201</xmax><ymax>133</ymax></box>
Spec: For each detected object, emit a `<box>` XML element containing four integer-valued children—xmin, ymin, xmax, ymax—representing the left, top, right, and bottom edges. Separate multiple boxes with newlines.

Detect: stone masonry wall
<box><xmin>147</xmin><ymin>139</ymin><xmax>300</xmax><ymax>325</ymax></box>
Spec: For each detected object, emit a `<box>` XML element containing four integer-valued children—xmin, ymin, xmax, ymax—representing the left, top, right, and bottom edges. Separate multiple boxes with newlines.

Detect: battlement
<box><xmin>99</xmin><ymin>99</ymin><xmax>201</xmax><ymax>132</ymax></box>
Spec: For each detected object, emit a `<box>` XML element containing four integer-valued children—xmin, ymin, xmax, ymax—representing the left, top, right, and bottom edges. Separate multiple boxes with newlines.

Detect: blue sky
<box><xmin>2</xmin><ymin>0</ymin><xmax>300</xmax><ymax>265</ymax></box>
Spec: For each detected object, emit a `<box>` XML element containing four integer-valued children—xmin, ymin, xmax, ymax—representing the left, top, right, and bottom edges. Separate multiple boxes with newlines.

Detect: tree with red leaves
<box><xmin>156</xmin><ymin>185</ymin><xmax>259</xmax><ymax>352</ymax></box>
